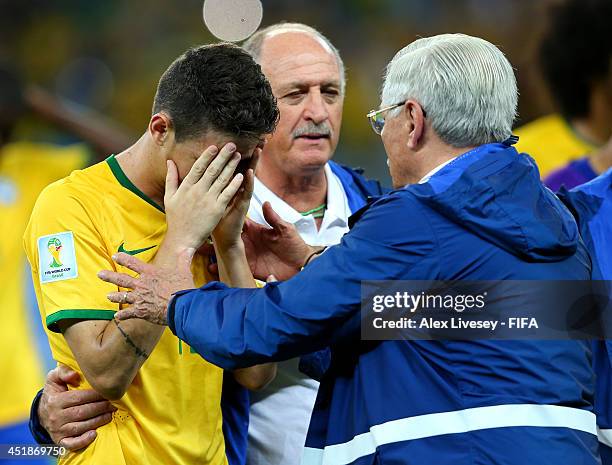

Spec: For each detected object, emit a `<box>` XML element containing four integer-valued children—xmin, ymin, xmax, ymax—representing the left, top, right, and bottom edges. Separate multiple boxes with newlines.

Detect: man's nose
<box><xmin>303</xmin><ymin>89</ymin><xmax>329</xmax><ymax>124</ymax></box>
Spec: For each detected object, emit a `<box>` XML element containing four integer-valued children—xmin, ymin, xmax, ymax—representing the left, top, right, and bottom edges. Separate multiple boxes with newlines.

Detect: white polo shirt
<box><xmin>246</xmin><ymin>163</ymin><xmax>351</xmax><ymax>465</ymax></box>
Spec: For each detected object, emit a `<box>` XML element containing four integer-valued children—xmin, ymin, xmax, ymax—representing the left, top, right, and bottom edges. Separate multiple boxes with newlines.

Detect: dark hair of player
<box><xmin>539</xmin><ymin>0</ymin><xmax>612</xmax><ymax>119</ymax></box>
<box><xmin>153</xmin><ymin>43</ymin><xmax>279</xmax><ymax>142</ymax></box>
<box><xmin>0</xmin><ymin>64</ymin><xmax>26</xmax><ymax>145</ymax></box>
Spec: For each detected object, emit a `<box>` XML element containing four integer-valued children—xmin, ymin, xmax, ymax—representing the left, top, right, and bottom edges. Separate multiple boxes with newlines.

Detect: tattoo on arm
<box><xmin>113</xmin><ymin>319</ymin><xmax>149</xmax><ymax>359</ymax></box>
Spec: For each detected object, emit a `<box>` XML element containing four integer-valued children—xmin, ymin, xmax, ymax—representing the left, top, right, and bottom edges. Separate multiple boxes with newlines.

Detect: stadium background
<box><xmin>1</xmin><ymin>0</ymin><xmax>560</xmax><ymax>184</ymax></box>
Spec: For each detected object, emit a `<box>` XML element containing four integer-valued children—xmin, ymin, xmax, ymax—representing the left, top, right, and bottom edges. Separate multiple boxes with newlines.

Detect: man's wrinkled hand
<box><xmin>40</xmin><ymin>365</ymin><xmax>116</xmax><ymax>450</ymax></box>
<box><xmin>240</xmin><ymin>202</ymin><xmax>318</xmax><ymax>280</ymax></box>
<box><xmin>98</xmin><ymin>251</ymin><xmax>194</xmax><ymax>324</ymax></box>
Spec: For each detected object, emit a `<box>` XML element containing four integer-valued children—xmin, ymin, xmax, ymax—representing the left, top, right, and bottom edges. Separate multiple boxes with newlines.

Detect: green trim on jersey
<box><xmin>106</xmin><ymin>155</ymin><xmax>164</xmax><ymax>213</ymax></box>
<box><xmin>46</xmin><ymin>309</ymin><xmax>116</xmax><ymax>333</ymax></box>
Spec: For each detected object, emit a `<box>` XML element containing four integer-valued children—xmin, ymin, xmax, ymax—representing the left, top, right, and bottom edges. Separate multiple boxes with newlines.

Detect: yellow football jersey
<box><xmin>0</xmin><ymin>142</ymin><xmax>86</xmax><ymax>426</ymax></box>
<box><xmin>23</xmin><ymin>156</ymin><xmax>228</xmax><ymax>465</ymax></box>
<box><xmin>514</xmin><ymin>113</ymin><xmax>597</xmax><ymax>177</ymax></box>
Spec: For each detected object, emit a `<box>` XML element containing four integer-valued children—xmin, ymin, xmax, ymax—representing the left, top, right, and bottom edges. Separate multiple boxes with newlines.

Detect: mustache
<box><xmin>293</xmin><ymin>122</ymin><xmax>332</xmax><ymax>138</ymax></box>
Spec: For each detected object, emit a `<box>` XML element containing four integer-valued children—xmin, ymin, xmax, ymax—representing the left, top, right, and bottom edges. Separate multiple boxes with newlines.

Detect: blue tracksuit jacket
<box><xmin>170</xmin><ymin>142</ymin><xmax>599</xmax><ymax>465</ymax></box>
<box><xmin>560</xmin><ymin>169</ymin><xmax>612</xmax><ymax>464</ymax></box>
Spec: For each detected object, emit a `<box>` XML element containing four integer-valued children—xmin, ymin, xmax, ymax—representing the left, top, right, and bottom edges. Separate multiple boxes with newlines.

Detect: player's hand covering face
<box><xmin>98</xmin><ymin>251</ymin><xmax>193</xmax><ymax>325</ymax></box>
<box><xmin>212</xmin><ymin>148</ymin><xmax>260</xmax><ymax>251</ymax></box>
<box><xmin>164</xmin><ymin>142</ymin><xmax>246</xmax><ymax>252</ymax></box>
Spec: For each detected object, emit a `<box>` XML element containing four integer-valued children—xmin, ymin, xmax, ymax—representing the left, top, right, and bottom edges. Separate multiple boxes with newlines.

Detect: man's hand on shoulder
<box><xmin>99</xmin><ymin>250</ymin><xmax>194</xmax><ymax>325</ymax></box>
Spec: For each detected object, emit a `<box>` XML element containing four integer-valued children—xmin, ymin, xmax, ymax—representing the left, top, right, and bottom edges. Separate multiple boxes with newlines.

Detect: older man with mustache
<box><xmin>228</xmin><ymin>23</ymin><xmax>386</xmax><ymax>465</ymax></box>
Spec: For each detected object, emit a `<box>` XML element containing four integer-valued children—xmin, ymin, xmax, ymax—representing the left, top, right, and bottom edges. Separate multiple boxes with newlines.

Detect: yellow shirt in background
<box><xmin>0</xmin><ymin>142</ymin><xmax>86</xmax><ymax>426</ymax></box>
<box><xmin>24</xmin><ymin>156</ymin><xmax>227</xmax><ymax>465</ymax></box>
<box><xmin>514</xmin><ymin>113</ymin><xmax>597</xmax><ymax>177</ymax></box>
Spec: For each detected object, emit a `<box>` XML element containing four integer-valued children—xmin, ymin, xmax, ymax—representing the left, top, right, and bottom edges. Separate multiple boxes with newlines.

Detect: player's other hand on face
<box><xmin>164</xmin><ymin>143</ymin><xmax>244</xmax><ymax>252</ymax></box>
<box><xmin>40</xmin><ymin>365</ymin><xmax>116</xmax><ymax>450</ymax></box>
<box><xmin>98</xmin><ymin>251</ymin><xmax>194</xmax><ymax>325</ymax></box>
<box><xmin>212</xmin><ymin>148</ymin><xmax>260</xmax><ymax>252</ymax></box>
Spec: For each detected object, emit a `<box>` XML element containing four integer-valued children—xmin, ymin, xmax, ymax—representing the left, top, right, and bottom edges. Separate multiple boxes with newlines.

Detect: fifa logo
<box><xmin>47</xmin><ymin>237</ymin><xmax>63</xmax><ymax>268</ymax></box>
<box><xmin>39</xmin><ymin>232</ymin><xmax>76</xmax><ymax>283</ymax></box>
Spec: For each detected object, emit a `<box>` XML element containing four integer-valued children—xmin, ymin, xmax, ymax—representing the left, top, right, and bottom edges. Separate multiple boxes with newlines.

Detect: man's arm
<box><xmin>197</xmin><ymin>156</ymin><xmax>276</xmax><ymax>390</ymax></box>
<box><xmin>104</xmin><ymin>193</ymin><xmax>437</xmax><ymax>368</ymax></box>
<box><xmin>24</xmin><ymin>85</ymin><xmax>134</xmax><ymax>159</ymax></box>
<box><xmin>30</xmin><ymin>390</ymin><xmax>52</xmax><ymax>445</ymax></box>
<box><xmin>57</xmin><ymin>243</ymin><xmax>196</xmax><ymax>400</ymax></box>
<box><xmin>59</xmin><ymin>243</ymin><xmax>200</xmax><ymax>399</ymax></box>
<box><xmin>170</xmin><ymin>193</ymin><xmax>438</xmax><ymax>368</ymax></box>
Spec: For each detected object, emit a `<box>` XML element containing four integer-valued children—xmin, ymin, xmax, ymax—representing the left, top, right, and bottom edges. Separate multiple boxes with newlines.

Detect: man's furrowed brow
<box><xmin>279</xmin><ymin>80</ymin><xmax>341</xmax><ymax>93</ymax></box>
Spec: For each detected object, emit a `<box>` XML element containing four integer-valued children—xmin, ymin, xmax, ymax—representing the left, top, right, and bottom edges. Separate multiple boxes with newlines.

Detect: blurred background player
<box><xmin>545</xmin><ymin>135</ymin><xmax>612</xmax><ymax>191</ymax></box>
<box><xmin>514</xmin><ymin>0</ymin><xmax>612</xmax><ymax>177</ymax></box>
<box><xmin>0</xmin><ymin>63</ymin><xmax>130</xmax><ymax>465</ymax></box>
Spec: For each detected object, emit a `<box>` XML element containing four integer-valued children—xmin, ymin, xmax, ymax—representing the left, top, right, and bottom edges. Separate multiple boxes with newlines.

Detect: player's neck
<box><xmin>114</xmin><ymin>135</ymin><xmax>166</xmax><ymax>209</ymax></box>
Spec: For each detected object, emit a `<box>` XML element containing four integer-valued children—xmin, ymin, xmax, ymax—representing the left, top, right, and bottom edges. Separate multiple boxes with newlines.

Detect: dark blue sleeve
<box><xmin>169</xmin><ymin>192</ymin><xmax>438</xmax><ymax>369</ymax></box>
<box><xmin>221</xmin><ymin>372</ymin><xmax>249</xmax><ymax>465</ymax></box>
<box><xmin>298</xmin><ymin>348</ymin><xmax>331</xmax><ymax>381</ymax></box>
<box><xmin>29</xmin><ymin>389</ymin><xmax>54</xmax><ymax>445</ymax></box>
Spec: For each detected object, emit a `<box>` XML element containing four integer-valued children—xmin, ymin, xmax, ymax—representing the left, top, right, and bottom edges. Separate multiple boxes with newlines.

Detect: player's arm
<box><xmin>58</xmin><ymin>317</ymin><xmax>164</xmax><ymax>400</ymax></box>
<box><xmin>208</xmin><ymin>153</ymin><xmax>276</xmax><ymax>390</ymax></box>
<box><xmin>213</xmin><ymin>241</ymin><xmax>277</xmax><ymax>391</ymax></box>
<box><xmin>147</xmin><ymin>150</ymin><xmax>275</xmax><ymax>390</ymax></box>
<box><xmin>30</xmin><ymin>203</ymin><xmax>190</xmax><ymax>401</ymax></box>
<box><xmin>24</xmin><ymin>85</ymin><xmax>134</xmax><ymax>159</ymax></box>
<box><xmin>24</xmin><ymin>183</ymin><xmax>148</xmax><ymax>401</ymax></box>
<box><xmin>47</xmin><ymin>227</ymin><xmax>171</xmax><ymax>401</ymax></box>
<box><xmin>210</xmin><ymin>154</ymin><xmax>259</xmax><ymax>289</ymax></box>
<box><xmin>57</xmin><ymin>240</ymin><xmax>199</xmax><ymax>400</ymax></box>
<box><xmin>215</xmin><ymin>244</ymin><xmax>276</xmax><ymax>390</ymax></box>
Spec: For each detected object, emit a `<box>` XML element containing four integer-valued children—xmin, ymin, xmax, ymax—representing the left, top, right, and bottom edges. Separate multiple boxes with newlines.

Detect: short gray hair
<box><xmin>242</xmin><ymin>22</ymin><xmax>346</xmax><ymax>95</ymax></box>
<box><xmin>381</xmin><ymin>34</ymin><xmax>517</xmax><ymax>148</ymax></box>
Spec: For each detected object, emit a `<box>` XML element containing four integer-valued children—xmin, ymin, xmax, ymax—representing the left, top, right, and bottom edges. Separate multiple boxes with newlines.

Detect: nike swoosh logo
<box><xmin>118</xmin><ymin>243</ymin><xmax>157</xmax><ymax>255</ymax></box>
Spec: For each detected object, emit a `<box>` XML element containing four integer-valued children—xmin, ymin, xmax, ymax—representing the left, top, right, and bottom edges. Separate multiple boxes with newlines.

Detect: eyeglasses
<box><xmin>366</xmin><ymin>101</ymin><xmax>406</xmax><ymax>135</ymax></box>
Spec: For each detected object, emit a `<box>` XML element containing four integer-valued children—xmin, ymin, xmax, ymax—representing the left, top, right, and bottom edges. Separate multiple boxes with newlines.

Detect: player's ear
<box><xmin>149</xmin><ymin>112</ymin><xmax>175</xmax><ymax>148</ymax></box>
